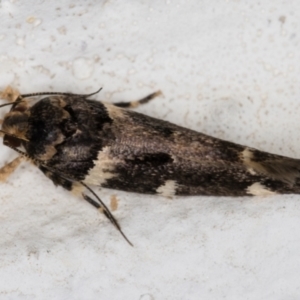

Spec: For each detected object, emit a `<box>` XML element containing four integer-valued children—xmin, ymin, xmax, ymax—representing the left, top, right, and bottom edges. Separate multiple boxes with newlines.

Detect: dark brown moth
<box><xmin>0</xmin><ymin>86</ymin><xmax>299</xmax><ymax>244</ymax></box>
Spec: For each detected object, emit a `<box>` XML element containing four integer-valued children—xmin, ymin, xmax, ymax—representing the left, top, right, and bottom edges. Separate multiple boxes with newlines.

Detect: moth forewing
<box><xmin>1</xmin><ymin>85</ymin><xmax>300</xmax><ymax>245</ymax></box>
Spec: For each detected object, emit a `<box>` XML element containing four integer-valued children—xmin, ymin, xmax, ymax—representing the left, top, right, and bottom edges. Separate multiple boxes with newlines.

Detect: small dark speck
<box><xmin>81</xmin><ymin>41</ymin><xmax>87</xmax><ymax>51</ymax></box>
<box><xmin>290</xmin><ymin>33</ymin><xmax>296</xmax><ymax>39</ymax></box>
<box><xmin>279</xmin><ymin>15</ymin><xmax>286</xmax><ymax>24</ymax></box>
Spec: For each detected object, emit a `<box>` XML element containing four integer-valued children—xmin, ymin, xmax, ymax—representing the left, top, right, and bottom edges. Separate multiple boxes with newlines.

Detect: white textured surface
<box><xmin>0</xmin><ymin>1</ymin><xmax>300</xmax><ymax>299</ymax></box>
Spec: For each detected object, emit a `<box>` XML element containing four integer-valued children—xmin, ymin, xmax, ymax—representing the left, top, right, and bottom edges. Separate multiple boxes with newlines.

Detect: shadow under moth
<box><xmin>0</xmin><ymin>86</ymin><xmax>299</xmax><ymax>245</ymax></box>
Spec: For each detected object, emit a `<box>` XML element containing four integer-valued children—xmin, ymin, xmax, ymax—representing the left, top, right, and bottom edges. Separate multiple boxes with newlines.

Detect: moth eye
<box><xmin>12</xmin><ymin>104</ymin><xmax>27</xmax><ymax>113</ymax></box>
<box><xmin>3</xmin><ymin>135</ymin><xmax>21</xmax><ymax>148</ymax></box>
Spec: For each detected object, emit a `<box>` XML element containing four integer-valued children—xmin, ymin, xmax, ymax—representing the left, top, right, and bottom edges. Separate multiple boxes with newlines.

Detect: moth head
<box><xmin>1</xmin><ymin>100</ymin><xmax>30</xmax><ymax>149</ymax></box>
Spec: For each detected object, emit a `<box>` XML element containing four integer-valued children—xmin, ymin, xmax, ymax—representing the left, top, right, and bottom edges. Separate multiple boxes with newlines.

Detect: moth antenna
<box><xmin>4</xmin><ymin>144</ymin><xmax>32</xmax><ymax>160</ymax></box>
<box><xmin>81</xmin><ymin>181</ymin><xmax>133</xmax><ymax>247</ymax></box>
<box><xmin>0</xmin><ymin>100</ymin><xmax>24</xmax><ymax>109</ymax></box>
<box><xmin>20</xmin><ymin>87</ymin><xmax>103</xmax><ymax>99</ymax></box>
<box><xmin>81</xmin><ymin>87</ymin><xmax>103</xmax><ymax>98</ymax></box>
<box><xmin>40</xmin><ymin>163</ymin><xmax>133</xmax><ymax>246</ymax></box>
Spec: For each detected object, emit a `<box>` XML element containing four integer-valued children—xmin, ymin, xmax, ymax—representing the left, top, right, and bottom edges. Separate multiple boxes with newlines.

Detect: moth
<box><xmin>0</xmin><ymin>86</ymin><xmax>299</xmax><ymax>245</ymax></box>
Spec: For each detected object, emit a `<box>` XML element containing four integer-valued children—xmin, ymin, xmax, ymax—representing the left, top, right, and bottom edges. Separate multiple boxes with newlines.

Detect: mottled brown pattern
<box><xmin>2</xmin><ymin>92</ymin><xmax>300</xmax><ymax>197</ymax></box>
<box><xmin>101</xmin><ymin>104</ymin><xmax>300</xmax><ymax>196</ymax></box>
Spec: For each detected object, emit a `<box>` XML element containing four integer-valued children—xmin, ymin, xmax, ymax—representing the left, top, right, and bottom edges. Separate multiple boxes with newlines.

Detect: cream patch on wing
<box><xmin>246</xmin><ymin>182</ymin><xmax>277</xmax><ymax>196</ymax></box>
<box><xmin>241</xmin><ymin>148</ymin><xmax>269</xmax><ymax>176</ymax></box>
<box><xmin>71</xmin><ymin>182</ymin><xmax>84</xmax><ymax>197</ymax></box>
<box><xmin>103</xmin><ymin>103</ymin><xmax>127</xmax><ymax>119</ymax></box>
<box><xmin>241</xmin><ymin>148</ymin><xmax>258</xmax><ymax>174</ymax></box>
<box><xmin>84</xmin><ymin>146</ymin><xmax>120</xmax><ymax>186</ymax></box>
<box><xmin>248</xmin><ymin>168</ymin><xmax>257</xmax><ymax>175</ymax></box>
<box><xmin>241</xmin><ymin>147</ymin><xmax>300</xmax><ymax>184</ymax></box>
<box><xmin>156</xmin><ymin>180</ymin><xmax>177</xmax><ymax>198</ymax></box>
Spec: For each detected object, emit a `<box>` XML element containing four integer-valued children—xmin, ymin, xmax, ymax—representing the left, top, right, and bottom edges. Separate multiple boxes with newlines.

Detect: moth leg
<box><xmin>82</xmin><ymin>192</ymin><xmax>102</xmax><ymax>210</ymax></box>
<box><xmin>112</xmin><ymin>90</ymin><xmax>162</xmax><ymax>108</ymax></box>
<box><xmin>0</xmin><ymin>156</ymin><xmax>22</xmax><ymax>182</ymax></box>
<box><xmin>0</xmin><ymin>86</ymin><xmax>20</xmax><ymax>103</ymax></box>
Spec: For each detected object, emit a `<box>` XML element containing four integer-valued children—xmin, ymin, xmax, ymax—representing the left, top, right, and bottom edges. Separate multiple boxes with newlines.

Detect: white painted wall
<box><xmin>0</xmin><ymin>1</ymin><xmax>300</xmax><ymax>299</ymax></box>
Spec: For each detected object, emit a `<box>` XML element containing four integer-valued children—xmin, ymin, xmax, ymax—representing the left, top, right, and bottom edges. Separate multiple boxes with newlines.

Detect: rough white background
<box><xmin>0</xmin><ymin>1</ymin><xmax>300</xmax><ymax>299</ymax></box>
